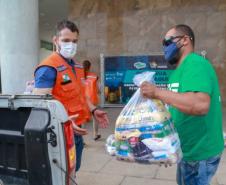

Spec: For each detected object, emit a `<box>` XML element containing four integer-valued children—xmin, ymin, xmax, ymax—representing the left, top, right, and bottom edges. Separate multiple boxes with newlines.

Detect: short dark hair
<box><xmin>174</xmin><ymin>24</ymin><xmax>195</xmax><ymax>47</ymax></box>
<box><xmin>56</xmin><ymin>19</ymin><xmax>79</xmax><ymax>36</ymax></box>
<box><xmin>83</xmin><ymin>60</ymin><xmax>91</xmax><ymax>69</ymax></box>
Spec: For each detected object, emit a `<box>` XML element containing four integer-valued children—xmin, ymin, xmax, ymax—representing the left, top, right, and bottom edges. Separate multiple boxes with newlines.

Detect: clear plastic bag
<box><xmin>105</xmin><ymin>134</ymin><xmax>117</xmax><ymax>156</ymax></box>
<box><xmin>112</xmin><ymin>72</ymin><xmax>182</xmax><ymax>164</ymax></box>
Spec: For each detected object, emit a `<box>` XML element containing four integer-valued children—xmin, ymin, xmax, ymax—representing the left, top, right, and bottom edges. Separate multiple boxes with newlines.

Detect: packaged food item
<box><xmin>115</xmin><ymin>140</ymin><xmax>134</xmax><ymax>161</ymax></box>
<box><xmin>142</xmin><ymin>134</ymin><xmax>180</xmax><ymax>153</ymax></box>
<box><xmin>131</xmin><ymin>141</ymin><xmax>153</xmax><ymax>162</ymax></box>
<box><xmin>115</xmin><ymin>129</ymin><xmax>141</xmax><ymax>140</ymax></box>
<box><xmin>106</xmin><ymin>134</ymin><xmax>116</xmax><ymax>156</ymax></box>
<box><xmin>106</xmin><ymin>72</ymin><xmax>182</xmax><ymax>164</ymax></box>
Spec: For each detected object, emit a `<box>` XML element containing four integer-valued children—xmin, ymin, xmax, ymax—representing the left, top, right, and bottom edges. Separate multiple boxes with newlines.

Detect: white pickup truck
<box><xmin>0</xmin><ymin>95</ymin><xmax>77</xmax><ymax>185</ymax></box>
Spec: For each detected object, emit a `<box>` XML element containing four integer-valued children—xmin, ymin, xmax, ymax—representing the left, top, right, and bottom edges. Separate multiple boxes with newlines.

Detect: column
<box><xmin>0</xmin><ymin>0</ymin><xmax>39</xmax><ymax>94</ymax></box>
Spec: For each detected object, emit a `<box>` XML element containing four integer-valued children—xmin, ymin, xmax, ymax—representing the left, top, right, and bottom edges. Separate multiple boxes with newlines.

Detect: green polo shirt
<box><xmin>168</xmin><ymin>52</ymin><xmax>224</xmax><ymax>161</ymax></box>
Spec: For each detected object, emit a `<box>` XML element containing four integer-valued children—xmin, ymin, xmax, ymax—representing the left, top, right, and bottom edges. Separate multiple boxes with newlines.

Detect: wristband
<box><xmin>91</xmin><ymin>107</ymin><xmax>99</xmax><ymax>115</ymax></box>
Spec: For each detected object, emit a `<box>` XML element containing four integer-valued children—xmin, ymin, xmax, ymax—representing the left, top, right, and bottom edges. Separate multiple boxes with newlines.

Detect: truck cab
<box><xmin>0</xmin><ymin>95</ymin><xmax>77</xmax><ymax>185</ymax></box>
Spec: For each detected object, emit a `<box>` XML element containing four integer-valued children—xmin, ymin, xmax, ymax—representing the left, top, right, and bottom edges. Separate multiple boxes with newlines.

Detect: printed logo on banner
<box><xmin>149</xmin><ymin>61</ymin><xmax>158</xmax><ymax>68</ymax></box>
<box><xmin>134</xmin><ymin>62</ymin><xmax>146</xmax><ymax>69</ymax></box>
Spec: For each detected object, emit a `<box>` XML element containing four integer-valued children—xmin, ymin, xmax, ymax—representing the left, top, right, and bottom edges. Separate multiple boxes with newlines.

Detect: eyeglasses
<box><xmin>162</xmin><ymin>35</ymin><xmax>185</xmax><ymax>46</ymax></box>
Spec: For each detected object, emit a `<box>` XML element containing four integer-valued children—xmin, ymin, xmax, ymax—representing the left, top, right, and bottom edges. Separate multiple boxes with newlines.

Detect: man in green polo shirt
<box><xmin>141</xmin><ymin>24</ymin><xmax>224</xmax><ymax>185</ymax></box>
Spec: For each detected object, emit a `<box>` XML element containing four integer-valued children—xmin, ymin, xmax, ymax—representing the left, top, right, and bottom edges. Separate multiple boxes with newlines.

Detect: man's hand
<box><xmin>140</xmin><ymin>81</ymin><xmax>159</xmax><ymax>99</ymax></box>
<box><xmin>69</xmin><ymin>114</ymin><xmax>88</xmax><ymax>135</ymax></box>
<box><xmin>93</xmin><ymin>109</ymin><xmax>109</xmax><ymax>128</ymax></box>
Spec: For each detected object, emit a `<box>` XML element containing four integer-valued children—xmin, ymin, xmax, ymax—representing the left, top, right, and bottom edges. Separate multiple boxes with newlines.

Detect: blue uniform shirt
<box><xmin>35</xmin><ymin>58</ymin><xmax>76</xmax><ymax>88</ymax></box>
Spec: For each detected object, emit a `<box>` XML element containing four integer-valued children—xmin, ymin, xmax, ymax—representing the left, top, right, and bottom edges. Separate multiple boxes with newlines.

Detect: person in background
<box><xmin>33</xmin><ymin>20</ymin><xmax>109</xmax><ymax>172</ymax></box>
<box><xmin>140</xmin><ymin>24</ymin><xmax>224</xmax><ymax>185</ymax></box>
<box><xmin>83</xmin><ymin>60</ymin><xmax>101</xmax><ymax>140</ymax></box>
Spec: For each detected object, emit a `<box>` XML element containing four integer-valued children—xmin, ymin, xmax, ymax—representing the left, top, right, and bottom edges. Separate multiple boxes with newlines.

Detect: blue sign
<box><xmin>103</xmin><ymin>55</ymin><xmax>175</xmax><ymax>105</ymax></box>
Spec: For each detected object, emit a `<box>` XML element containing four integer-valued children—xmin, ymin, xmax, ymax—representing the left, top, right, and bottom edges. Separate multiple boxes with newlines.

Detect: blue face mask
<box><xmin>163</xmin><ymin>42</ymin><xmax>180</xmax><ymax>65</ymax></box>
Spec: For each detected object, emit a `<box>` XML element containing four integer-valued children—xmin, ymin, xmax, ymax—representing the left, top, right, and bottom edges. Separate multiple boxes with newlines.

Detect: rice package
<box><xmin>106</xmin><ymin>72</ymin><xmax>182</xmax><ymax>164</ymax></box>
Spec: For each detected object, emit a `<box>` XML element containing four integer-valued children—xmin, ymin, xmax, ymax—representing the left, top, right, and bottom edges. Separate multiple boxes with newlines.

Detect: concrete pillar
<box><xmin>0</xmin><ymin>0</ymin><xmax>39</xmax><ymax>94</ymax></box>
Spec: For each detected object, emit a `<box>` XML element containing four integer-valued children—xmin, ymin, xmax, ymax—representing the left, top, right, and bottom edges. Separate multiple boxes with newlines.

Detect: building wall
<box><xmin>69</xmin><ymin>0</ymin><xmax>226</xmax><ymax>105</ymax></box>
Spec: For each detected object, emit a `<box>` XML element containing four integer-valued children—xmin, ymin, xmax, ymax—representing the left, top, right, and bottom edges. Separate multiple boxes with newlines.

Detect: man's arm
<box><xmin>33</xmin><ymin>88</ymin><xmax>53</xmax><ymax>95</ymax></box>
<box><xmin>86</xmin><ymin>95</ymin><xmax>96</xmax><ymax>112</ymax></box>
<box><xmin>33</xmin><ymin>66</ymin><xmax>56</xmax><ymax>95</ymax></box>
<box><xmin>141</xmin><ymin>82</ymin><xmax>210</xmax><ymax>115</ymax></box>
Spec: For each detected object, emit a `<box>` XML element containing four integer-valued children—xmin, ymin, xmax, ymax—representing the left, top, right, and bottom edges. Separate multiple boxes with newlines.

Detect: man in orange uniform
<box><xmin>33</xmin><ymin>20</ymin><xmax>109</xmax><ymax>172</ymax></box>
<box><xmin>83</xmin><ymin>60</ymin><xmax>101</xmax><ymax>140</ymax></box>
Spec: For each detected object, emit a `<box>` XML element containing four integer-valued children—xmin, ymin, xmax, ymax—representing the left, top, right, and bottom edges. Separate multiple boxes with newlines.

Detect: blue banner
<box><xmin>103</xmin><ymin>55</ymin><xmax>175</xmax><ymax>105</ymax></box>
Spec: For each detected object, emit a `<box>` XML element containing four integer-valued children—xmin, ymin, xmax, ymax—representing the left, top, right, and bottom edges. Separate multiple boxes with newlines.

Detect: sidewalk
<box><xmin>77</xmin><ymin>108</ymin><xmax>226</xmax><ymax>185</ymax></box>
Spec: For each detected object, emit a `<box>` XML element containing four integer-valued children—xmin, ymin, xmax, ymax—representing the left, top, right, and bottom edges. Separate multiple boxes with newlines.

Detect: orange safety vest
<box><xmin>35</xmin><ymin>52</ymin><xmax>91</xmax><ymax>125</ymax></box>
<box><xmin>84</xmin><ymin>72</ymin><xmax>99</xmax><ymax>105</ymax></box>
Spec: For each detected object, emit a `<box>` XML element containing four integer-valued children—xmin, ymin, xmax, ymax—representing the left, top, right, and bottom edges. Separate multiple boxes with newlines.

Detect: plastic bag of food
<box><xmin>106</xmin><ymin>134</ymin><xmax>117</xmax><ymax>156</ymax></box>
<box><xmin>113</xmin><ymin>71</ymin><xmax>182</xmax><ymax>164</ymax></box>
